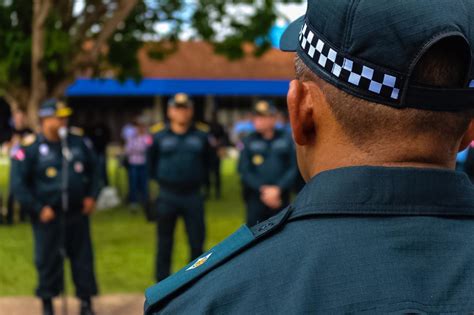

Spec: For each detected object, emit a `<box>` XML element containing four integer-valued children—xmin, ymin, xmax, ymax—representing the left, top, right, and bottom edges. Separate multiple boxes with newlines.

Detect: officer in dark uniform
<box><xmin>144</xmin><ymin>1</ymin><xmax>474</xmax><ymax>313</ymax></box>
<box><xmin>11</xmin><ymin>99</ymin><xmax>99</xmax><ymax>315</ymax></box>
<box><xmin>239</xmin><ymin>101</ymin><xmax>297</xmax><ymax>226</ymax></box>
<box><xmin>148</xmin><ymin>93</ymin><xmax>211</xmax><ymax>282</ymax></box>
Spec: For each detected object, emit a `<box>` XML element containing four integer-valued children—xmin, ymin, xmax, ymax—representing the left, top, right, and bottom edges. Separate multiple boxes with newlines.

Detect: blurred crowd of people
<box><xmin>3</xmin><ymin>102</ymin><xmax>474</xmax><ymax>227</ymax></box>
<box><xmin>3</xmin><ymin>102</ymin><xmax>474</xmax><ymax>228</ymax></box>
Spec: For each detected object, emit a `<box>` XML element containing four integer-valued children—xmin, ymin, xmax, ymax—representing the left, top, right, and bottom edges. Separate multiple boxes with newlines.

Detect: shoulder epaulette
<box><xmin>143</xmin><ymin>206</ymin><xmax>292</xmax><ymax>314</ymax></box>
<box><xmin>195</xmin><ymin>122</ymin><xmax>210</xmax><ymax>133</ymax></box>
<box><xmin>150</xmin><ymin>122</ymin><xmax>166</xmax><ymax>134</ymax></box>
<box><xmin>21</xmin><ymin>134</ymin><xmax>36</xmax><ymax>147</ymax></box>
<box><xmin>70</xmin><ymin>126</ymin><xmax>84</xmax><ymax>136</ymax></box>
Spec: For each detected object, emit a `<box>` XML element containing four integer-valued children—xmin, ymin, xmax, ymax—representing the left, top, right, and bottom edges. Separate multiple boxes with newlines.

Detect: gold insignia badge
<box><xmin>174</xmin><ymin>93</ymin><xmax>189</xmax><ymax>105</ymax></box>
<box><xmin>186</xmin><ymin>253</ymin><xmax>213</xmax><ymax>271</ymax></box>
<box><xmin>252</xmin><ymin>154</ymin><xmax>264</xmax><ymax>166</ymax></box>
<box><xmin>256</xmin><ymin>101</ymin><xmax>269</xmax><ymax>113</ymax></box>
<box><xmin>195</xmin><ymin>122</ymin><xmax>210</xmax><ymax>132</ymax></box>
<box><xmin>70</xmin><ymin>126</ymin><xmax>84</xmax><ymax>136</ymax></box>
<box><xmin>46</xmin><ymin>167</ymin><xmax>58</xmax><ymax>178</ymax></box>
<box><xmin>150</xmin><ymin>122</ymin><xmax>165</xmax><ymax>134</ymax></box>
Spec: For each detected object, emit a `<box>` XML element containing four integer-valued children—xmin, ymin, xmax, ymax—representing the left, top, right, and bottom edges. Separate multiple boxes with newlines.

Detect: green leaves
<box><xmin>0</xmin><ymin>0</ymin><xmax>303</xmax><ymax>98</ymax></box>
<box><xmin>192</xmin><ymin>0</ymin><xmax>303</xmax><ymax>59</ymax></box>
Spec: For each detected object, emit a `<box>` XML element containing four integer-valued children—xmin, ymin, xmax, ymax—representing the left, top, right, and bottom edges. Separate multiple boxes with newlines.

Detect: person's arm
<box><xmin>202</xmin><ymin>133</ymin><xmax>212</xmax><ymax>185</ymax></box>
<box><xmin>10</xmin><ymin>147</ymin><xmax>44</xmax><ymax>214</ymax></box>
<box><xmin>238</xmin><ymin>141</ymin><xmax>263</xmax><ymax>191</ymax></box>
<box><xmin>276</xmin><ymin>138</ymin><xmax>298</xmax><ymax>191</ymax></box>
<box><xmin>124</xmin><ymin>138</ymin><xmax>136</xmax><ymax>156</ymax></box>
<box><xmin>82</xmin><ymin>138</ymin><xmax>100</xmax><ymax>199</ymax></box>
<box><xmin>147</xmin><ymin>135</ymin><xmax>159</xmax><ymax>182</ymax></box>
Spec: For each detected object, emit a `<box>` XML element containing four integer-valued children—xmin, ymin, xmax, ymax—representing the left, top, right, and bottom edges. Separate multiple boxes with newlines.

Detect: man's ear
<box><xmin>459</xmin><ymin>120</ymin><xmax>474</xmax><ymax>151</ymax></box>
<box><xmin>287</xmin><ymin>80</ymin><xmax>317</xmax><ymax>146</ymax></box>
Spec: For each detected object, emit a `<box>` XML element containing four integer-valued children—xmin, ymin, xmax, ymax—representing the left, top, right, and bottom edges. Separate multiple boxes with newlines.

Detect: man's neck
<box><xmin>43</xmin><ymin>129</ymin><xmax>60</xmax><ymax>142</ymax></box>
<box><xmin>305</xmin><ymin>136</ymin><xmax>457</xmax><ymax>180</ymax></box>
<box><xmin>170</xmin><ymin>122</ymin><xmax>191</xmax><ymax>135</ymax></box>
<box><xmin>260</xmin><ymin>129</ymin><xmax>275</xmax><ymax>140</ymax></box>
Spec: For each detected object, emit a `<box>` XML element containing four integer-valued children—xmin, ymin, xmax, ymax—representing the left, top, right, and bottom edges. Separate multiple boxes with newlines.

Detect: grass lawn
<box><xmin>0</xmin><ymin>158</ymin><xmax>245</xmax><ymax>296</ymax></box>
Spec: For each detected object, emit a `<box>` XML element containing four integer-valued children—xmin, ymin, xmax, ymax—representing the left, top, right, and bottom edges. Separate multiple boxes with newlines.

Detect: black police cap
<box><xmin>280</xmin><ymin>0</ymin><xmax>474</xmax><ymax>112</ymax></box>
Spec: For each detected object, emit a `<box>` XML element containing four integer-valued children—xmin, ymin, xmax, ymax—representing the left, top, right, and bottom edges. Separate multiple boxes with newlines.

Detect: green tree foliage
<box><xmin>0</xmin><ymin>0</ymin><xmax>302</xmax><ymax>121</ymax></box>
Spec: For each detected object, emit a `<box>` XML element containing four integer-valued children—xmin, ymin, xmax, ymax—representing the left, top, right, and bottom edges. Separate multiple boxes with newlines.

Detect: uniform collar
<box><xmin>290</xmin><ymin>166</ymin><xmax>474</xmax><ymax>220</ymax></box>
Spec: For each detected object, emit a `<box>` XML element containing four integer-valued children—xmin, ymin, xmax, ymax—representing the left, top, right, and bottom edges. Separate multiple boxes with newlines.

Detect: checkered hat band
<box><xmin>299</xmin><ymin>23</ymin><xmax>402</xmax><ymax>101</ymax></box>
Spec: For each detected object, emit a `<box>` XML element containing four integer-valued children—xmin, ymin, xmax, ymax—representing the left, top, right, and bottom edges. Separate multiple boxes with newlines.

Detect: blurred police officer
<box><xmin>239</xmin><ymin>101</ymin><xmax>297</xmax><ymax>226</ymax></box>
<box><xmin>11</xmin><ymin>99</ymin><xmax>99</xmax><ymax>315</ymax></box>
<box><xmin>145</xmin><ymin>1</ymin><xmax>474</xmax><ymax>313</ymax></box>
<box><xmin>148</xmin><ymin>93</ymin><xmax>211</xmax><ymax>282</ymax></box>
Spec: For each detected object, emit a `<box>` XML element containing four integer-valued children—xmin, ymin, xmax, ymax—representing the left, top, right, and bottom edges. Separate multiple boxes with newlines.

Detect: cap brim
<box><xmin>280</xmin><ymin>15</ymin><xmax>305</xmax><ymax>52</ymax></box>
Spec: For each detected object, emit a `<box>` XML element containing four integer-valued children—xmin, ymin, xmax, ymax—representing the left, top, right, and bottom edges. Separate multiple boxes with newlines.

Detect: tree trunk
<box><xmin>29</xmin><ymin>0</ymin><xmax>52</xmax><ymax>131</ymax></box>
<box><xmin>4</xmin><ymin>87</ymin><xmax>30</xmax><ymax>114</ymax></box>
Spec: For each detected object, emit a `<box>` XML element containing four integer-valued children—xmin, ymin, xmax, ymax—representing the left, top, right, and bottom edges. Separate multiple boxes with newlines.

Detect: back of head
<box><xmin>296</xmin><ymin>36</ymin><xmax>473</xmax><ymax>160</ymax></box>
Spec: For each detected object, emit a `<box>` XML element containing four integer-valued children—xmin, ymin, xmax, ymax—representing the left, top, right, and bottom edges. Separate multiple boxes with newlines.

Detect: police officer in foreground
<box><xmin>12</xmin><ymin>99</ymin><xmax>99</xmax><ymax>315</ymax></box>
<box><xmin>144</xmin><ymin>1</ymin><xmax>474</xmax><ymax>313</ymax></box>
<box><xmin>148</xmin><ymin>93</ymin><xmax>211</xmax><ymax>282</ymax></box>
<box><xmin>239</xmin><ymin>101</ymin><xmax>297</xmax><ymax>226</ymax></box>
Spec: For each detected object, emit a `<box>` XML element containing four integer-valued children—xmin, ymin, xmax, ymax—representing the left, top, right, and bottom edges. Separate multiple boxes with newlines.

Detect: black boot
<box><xmin>42</xmin><ymin>299</ymin><xmax>54</xmax><ymax>315</ymax></box>
<box><xmin>80</xmin><ymin>298</ymin><xmax>95</xmax><ymax>315</ymax></box>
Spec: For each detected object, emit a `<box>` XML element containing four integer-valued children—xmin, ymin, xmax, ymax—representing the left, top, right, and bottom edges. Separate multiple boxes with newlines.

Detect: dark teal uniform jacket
<box><xmin>239</xmin><ymin>130</ymin><xmax>297</xmax><ymax>191</ymax></box>
<box><xmin>148</xmin><ymin>125</ymin><xmax>210</xmax><ymax>192</ymax></box>
<box><xmin>145</xmin><ymin>167</ymin><xmax>474</xmax><ymax>314</ymax></box>
<box><xmin>11</xmin><ymin>133</ymin><xmax>99</xmax><ymax>214</ymax></box>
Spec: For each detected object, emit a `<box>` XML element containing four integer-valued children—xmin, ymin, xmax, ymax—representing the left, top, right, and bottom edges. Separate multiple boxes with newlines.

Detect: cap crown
<box><xmin>282</xmin><ymin>0</ymin><xmax>474</xmax><ymax>111</ymax></box>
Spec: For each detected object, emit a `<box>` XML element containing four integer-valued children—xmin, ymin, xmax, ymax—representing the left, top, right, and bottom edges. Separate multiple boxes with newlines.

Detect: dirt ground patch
<box><xmin>0</xmin><ymin>294</ymin><xmax>144</xmax><ymax>315</ymax></box>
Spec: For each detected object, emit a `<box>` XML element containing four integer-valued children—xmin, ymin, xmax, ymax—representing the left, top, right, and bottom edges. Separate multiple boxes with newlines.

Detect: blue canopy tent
<box><xmin>66</xmin><ymin>78</ymin><xmax>290</xmax><ymax>97</ymax></box>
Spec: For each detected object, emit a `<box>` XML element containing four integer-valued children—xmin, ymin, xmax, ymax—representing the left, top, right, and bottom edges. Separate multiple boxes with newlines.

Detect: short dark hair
<box><xmin>295</xmin><ymin>37</ymin><xmax>473</xmax><ymax>151</ymax></box>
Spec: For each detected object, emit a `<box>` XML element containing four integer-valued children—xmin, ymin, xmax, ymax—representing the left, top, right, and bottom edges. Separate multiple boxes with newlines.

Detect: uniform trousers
<box><xmin>155</xmin><ymin>188</ymin><xmax>205</xmax><ymax>281</ymax></box>
<box><xmin>32</xmin><ymin>212</ymin><xmax>98</xmax><ymax>299</ymax></box>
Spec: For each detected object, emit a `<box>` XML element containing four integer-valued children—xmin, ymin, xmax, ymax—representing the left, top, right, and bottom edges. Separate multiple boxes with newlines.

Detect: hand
<box><xmin>82</xmin><ymin>197</ymin><xmax>96</xmax><ymax>216</ymax></box>
<box><xmin>260</xmin><ymin>186</ymin><xmax>282</xmax><ymax>210</ymax></box>
<box><xmin>40</xmin><ymin>206</ymin><xmax>55</xmax><ymax>223</ymax></box>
